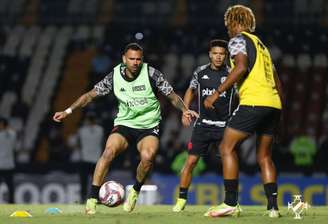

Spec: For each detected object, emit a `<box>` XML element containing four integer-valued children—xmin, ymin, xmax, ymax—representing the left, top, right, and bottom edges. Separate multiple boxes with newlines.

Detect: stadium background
<box><xmin>0</xmin><ymin>0</ymin><xmax>327</xmax><ymax>206</ymax></box>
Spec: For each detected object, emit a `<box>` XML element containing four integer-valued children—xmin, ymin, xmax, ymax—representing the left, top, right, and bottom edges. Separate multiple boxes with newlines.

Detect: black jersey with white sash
<box><xmin>189</xmin><ymin>63</ymin><xmax>236</xmax><ymax>129</ymax></box>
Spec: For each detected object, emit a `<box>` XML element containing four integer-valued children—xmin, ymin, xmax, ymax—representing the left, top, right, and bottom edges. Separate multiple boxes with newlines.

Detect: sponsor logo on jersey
<box><xmin>126</xmin><ymin>98</ymin><xmax>148</xmax><ymax>107</ymax></box>
<box><xmin>202</xmin><ymin>88</ymin><xmax>226</xmax><ymax>97</ymax></box>
<box><xmin>202</xmin><ymin>88</ymin><xmax>216</xmax><ymax>96</ymax></box>
<box><xmin>132</xmin><ymin>85</ymin><xmax>146</xmax><ymax>92</ymax></box>
<box><xmin>120</xmin><ymin>88</ymin><xmax>126</xmax><ymax>92</ymax></box>
<box><xmin>201</xmin><ymin>75</ymin><xmax>210</xmax><ymax>80</ymax></box>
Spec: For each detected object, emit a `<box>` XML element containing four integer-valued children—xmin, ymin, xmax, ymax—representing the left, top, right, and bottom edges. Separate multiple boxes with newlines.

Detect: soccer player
<box><xmin>172</xmin><ymin>39</ymin><xmax>236</xmax><ymax>212</ymax></box>
<box><xmin>0</xmin><ymin>117</ymin><xmax>17</xmax><ymax>203</ymax></box>
<box><xmin>53</xmin><ymin>43</ymin><xmax>198</xmax><ymax>215</ymax></box>
<box><xmin>76</xmin><ymin>113</ymin><xmax>104</xmax><ymax>203</ymax></box>
<box><xmin>204</xmin><ymin>5</ymin><xmax>284</xmax><ymax>218</ymax></box>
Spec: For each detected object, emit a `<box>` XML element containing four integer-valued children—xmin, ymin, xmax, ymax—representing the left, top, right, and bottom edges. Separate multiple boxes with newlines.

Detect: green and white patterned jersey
<box><xmin>94</xmin><ymin>63</ymin><xmax>173</xmax><ymax>129</ymax></box>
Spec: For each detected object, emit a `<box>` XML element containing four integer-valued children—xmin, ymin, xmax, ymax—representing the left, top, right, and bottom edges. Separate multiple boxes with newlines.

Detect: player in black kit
<box><xmin>173</xmin><ymin>39</ymin><xmax>236</xmax><ymax>212</ymax></box>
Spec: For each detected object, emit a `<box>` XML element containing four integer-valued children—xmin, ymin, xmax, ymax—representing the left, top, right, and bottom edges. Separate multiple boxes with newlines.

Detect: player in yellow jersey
<box><xmin>204</xmin><ymin>5</ymin><xmax>284</xmax><ymax>218</ymax></box>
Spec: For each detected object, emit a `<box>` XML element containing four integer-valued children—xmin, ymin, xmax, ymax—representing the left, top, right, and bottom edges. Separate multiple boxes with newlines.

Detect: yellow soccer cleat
<box><xmin>265</xmin><ymin>209</ymin><xmax>281</xmax><ymax>218</ymax></box>
<box><xmin>172</xmin><ymin>198</ymin><xmax>187</xmax><ymax>212</ymax></box>
<box><xmin>123</xmin><ymin>188</ymin><xmax>139</xmax><ymax>212</ymax></box>
<box><xmin>85</xmin><ymin>198</ymin><xmax>97</xmax><ymax>215</ymax></box>
<box><xmin>204</xmin><ymin>203</ymin><xmax>242</xmax><ymax>217</ymax></box>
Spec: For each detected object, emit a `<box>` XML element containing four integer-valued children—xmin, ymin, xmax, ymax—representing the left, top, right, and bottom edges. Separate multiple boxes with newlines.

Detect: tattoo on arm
<box><xmin>69</xmin><ymin>89</ymin><xmax>98</xmax><ymax>111</ymax></box>
<box><xmin>167</xmin><ymin>91</ymin><xmax>188</xmax><ymax>112</ymax></box>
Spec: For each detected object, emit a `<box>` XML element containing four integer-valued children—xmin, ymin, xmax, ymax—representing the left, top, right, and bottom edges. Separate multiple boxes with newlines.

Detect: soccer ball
<box><xmin>99</xmin><ymin>181</ymin><xmax>125</xmax><ymax>207</ymax></box>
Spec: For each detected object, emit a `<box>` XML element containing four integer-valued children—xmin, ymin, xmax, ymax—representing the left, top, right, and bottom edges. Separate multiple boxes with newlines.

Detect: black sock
<box><xmin>264</xmin><ymin>183</ymin><xmax>278</xmax><ymax>210</ymax></box>
<box><xmin>224</xmin><ymin>179</ymin><xmax>238</xmax><ymax>206</ymax></box>
<box><xmin>133</xmin><ymin>180</ymin><xmax>144</xmax><ymax>192</ymax></box>
<box><xmin>89</xmin><ymin>185</ymin><xmax>100</xmax><ymax>200</ymax></box>
<box><xmin>179</xmin><ymin>187</ymin><xmax>188</xmax><ymax>200</ymax></box>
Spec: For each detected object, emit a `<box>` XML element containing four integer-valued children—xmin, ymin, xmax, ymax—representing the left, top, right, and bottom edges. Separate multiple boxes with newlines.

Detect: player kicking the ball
<box><xmin>173</xmin><ymin>39</ymin><xmax>237</xmax><ymax>212</ymax></box>
<box><xmin>53</xmin><ymin>43</ymin><xmax>198</xmax><ymax>215</ymax></box>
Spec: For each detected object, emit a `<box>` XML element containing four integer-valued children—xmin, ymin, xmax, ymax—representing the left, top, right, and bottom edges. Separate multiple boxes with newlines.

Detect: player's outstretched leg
<box><xmin>124</xmin><ymin>135</ymin><xmax>158</xmax><ymax>212</ymax></box>
<box><xmin>85</xmin><ymin>133</ymin><xmax>128</xmax><ymax>215</ymax></box>
<box><xmin>173</xmin><ymin>154</ymin><xmax>199</xmax><ymax>212</ymax></box>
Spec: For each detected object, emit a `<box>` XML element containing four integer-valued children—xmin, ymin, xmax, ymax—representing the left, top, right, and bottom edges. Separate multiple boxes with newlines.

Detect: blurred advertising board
<box><xmin>152</xmin><ymin>174</ymin><xmax>328</xmax><ymax>205</ymax></box>
<box><xmin>0</xmin><ymin>172</ymin><xmax>327</xmax><ymax>205</ymax></box>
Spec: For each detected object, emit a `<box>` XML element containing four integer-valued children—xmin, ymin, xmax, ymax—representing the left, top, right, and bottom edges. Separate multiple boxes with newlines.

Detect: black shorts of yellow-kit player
<box><xmin>228</xmin><ymin>105</ymin><xmax>281</xmax><ymax>136</ymax></box>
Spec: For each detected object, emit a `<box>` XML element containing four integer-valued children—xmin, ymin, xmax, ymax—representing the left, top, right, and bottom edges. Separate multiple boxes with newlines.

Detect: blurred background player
<box><xmin>53</xmin><ymin>43</ymin><xmax>198</xmax><ymax>214</ymax></box>
<box><xmin>0</xmin><ymin>117</ymin><xmax>17</xmax><ymax>203</ymax></box>
<box><xmin>76</xmin><ymin>113</ymin><xmax>104</xmax><ymax>203</ymax></box>
<box><xmin>204</xmin><ymin>5</ymin><xmax>283</xmax><ymax>218</ymax></box>
<box><xmin>172</xmin><ymin>39</ymin><xmax>237</xmax><ymax>212</ymax></box>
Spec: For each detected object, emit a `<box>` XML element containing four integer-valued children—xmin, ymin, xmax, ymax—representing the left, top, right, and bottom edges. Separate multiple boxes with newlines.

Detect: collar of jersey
<box><xmin>120</xmin><ymin>64</ymin><xmax>141</xmax><ymax>82</ymax></box>
<box><xmin>209</xmin><ymin>64</ymin><xmax>226</xmax><ymax>72</ymax></box>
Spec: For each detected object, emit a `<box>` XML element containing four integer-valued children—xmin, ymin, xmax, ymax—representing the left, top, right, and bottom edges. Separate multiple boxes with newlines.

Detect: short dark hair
<box><xmin>124</xmin><ymin>43</ymin><xmax>143</xmax><ymax>54</ymax></box>
<box><xmin>209</xmin><ymin>39</ymin><xmax>228</xmax><ymax>51</ymax></box>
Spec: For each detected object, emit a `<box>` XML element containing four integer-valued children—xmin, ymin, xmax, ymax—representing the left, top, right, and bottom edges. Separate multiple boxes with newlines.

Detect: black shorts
<box><xmin>188</xmin><ymin>125</ymin><xmax>224</xmax><ymax>156</ymax></box>
<box><xmin>111</xmin><ymin>125</ymin><xmax>160</xmax><ymax>145</ymax></box>
<box><xmin>228</xmin><ymin>105</ymin><xmax>281</xmax><ymax>136</ymax></box>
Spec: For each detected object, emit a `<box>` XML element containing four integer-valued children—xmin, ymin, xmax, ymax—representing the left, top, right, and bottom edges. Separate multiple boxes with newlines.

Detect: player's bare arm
<box><xmin>167</xmin><ymin>91</ymin><xmax>199</xmax><ymax>125</ymax></box>
<box><xmin>204</xmin><ymin>53</ymin><xmax>247</xmax><ymax>109</ymax></box>
<box><xmin>183</xmin><ymin>88</ymin><xmax>196</xmax><ymax>109</ymax></box>
<box><xmin>53</xmin><ymin>89</ymin><xmax>98</xmax><ymax>122</ymax></box>
<box><xmin>181</xmin><ymin>88</ymin><xmax>196</xmax><ymax>127</ymax></box>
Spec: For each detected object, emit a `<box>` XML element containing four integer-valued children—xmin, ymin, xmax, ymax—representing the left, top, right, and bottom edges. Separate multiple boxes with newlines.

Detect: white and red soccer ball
<box><xmin>99</xmin><ymin>181</ymin><xmax>125</xmax><ymax>207</ymax></box>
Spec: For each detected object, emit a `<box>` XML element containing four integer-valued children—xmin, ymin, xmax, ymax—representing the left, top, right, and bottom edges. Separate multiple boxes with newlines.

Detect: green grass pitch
<box><xmin>1</xmin><ymin>204</ymin><xmax>327</xmax><ymax>224</ymax></box>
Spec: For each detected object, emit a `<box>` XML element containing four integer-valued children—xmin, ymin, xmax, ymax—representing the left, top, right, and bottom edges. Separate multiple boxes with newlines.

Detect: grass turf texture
<box><xmin>1</xmin><ymin>204</ymin><xmax>327</xmax><ymax>224</ymax></box>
